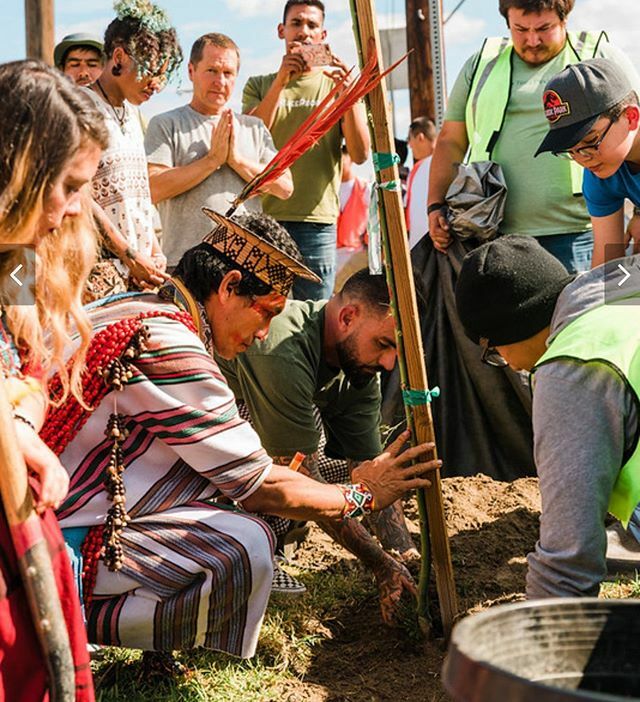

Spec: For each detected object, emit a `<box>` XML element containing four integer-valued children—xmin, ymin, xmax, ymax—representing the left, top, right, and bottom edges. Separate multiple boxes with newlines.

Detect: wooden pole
<box><xmin>405</xmin><ymin>0</ymin><xmax>447</xmax><ymax>126</ymax></box>
<box><xmin>405</xmin><ymin>0</ymin><xmax>435</xmax><ymax>121</ymax></box>
<box><xmin>0</xmin><ymin>375</ymin><xmax>75</xmax><ymax>700</ymax></box>
<box><xmin>351</xmin><ymin>0</ymin><xmax>458</xmax><ymax>637</ymax></box>
<box><xmin>25</xmin><ymin>0</ymin><xmax>55</xmax><ymax>65</ymax></box>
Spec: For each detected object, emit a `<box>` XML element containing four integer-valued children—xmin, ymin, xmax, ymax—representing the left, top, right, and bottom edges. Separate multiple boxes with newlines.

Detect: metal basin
<box><xmin>443</xmin><ymin>598</ymin><xmax>640</xmax><ymax>701</ymax></box>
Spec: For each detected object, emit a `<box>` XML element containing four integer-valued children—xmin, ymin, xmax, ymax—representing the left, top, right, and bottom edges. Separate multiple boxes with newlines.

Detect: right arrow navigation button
<box><xmin>618</xmin><ymin>263</ymin><xmax>631</xmax><ymax>287</ymax></box>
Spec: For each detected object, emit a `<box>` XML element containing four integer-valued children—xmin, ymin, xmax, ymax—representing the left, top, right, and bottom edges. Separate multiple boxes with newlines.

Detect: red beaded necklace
<box><xmin>42</xmin><ymin>309</ymin><xmax>197</xmax><ymax>605</ymax></box>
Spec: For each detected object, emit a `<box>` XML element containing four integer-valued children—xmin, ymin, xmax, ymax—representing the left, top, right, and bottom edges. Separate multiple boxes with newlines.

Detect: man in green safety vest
<box><xmin>455</xmin><ymin>234</ymin><xmax>640</xmax><ymax>597</ymax></box>
<box><xmin>427</xmin><ymin>0</ymin><xmax>639</xmax><ymax>273</ymax></box>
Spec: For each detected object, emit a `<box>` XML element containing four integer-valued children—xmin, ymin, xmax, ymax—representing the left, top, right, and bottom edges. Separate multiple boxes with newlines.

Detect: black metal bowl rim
<box><xmin>451</xmin><ymin>597</ymin><xmax>640</xmax><ymax>643</ymax></box>
<box><xmin>445</xmin><ymin>597</ymin><xmax>640</xmax><ymax>702</ymax></box>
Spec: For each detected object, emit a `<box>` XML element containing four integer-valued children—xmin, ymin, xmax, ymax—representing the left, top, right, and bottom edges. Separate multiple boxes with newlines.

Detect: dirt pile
<box><xmin>283</xmin><ymin>475</ymin><xmax>541</xmax><ymax>702</ymax></box>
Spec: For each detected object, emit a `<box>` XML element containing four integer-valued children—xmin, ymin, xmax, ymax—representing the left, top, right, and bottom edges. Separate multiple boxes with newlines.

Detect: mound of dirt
<box><xmin>281</xmin><ymin>475</ymin><xmax>541</xmax><ymax>702</ymax></box>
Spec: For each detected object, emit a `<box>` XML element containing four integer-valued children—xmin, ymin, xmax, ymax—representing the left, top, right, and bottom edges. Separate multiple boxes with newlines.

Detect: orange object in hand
<box><xmin>288</xmin><ymin>452</ymin><xmax>305</xmax><ymax>472</ymax></box>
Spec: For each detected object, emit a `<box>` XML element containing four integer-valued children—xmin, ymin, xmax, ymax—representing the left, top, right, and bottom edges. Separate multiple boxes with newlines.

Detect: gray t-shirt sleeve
<box><xmin>527</xmin><ymin>359</ymin><xmax>637</xmax><ymax>599</ymax></box>
<box><xmin>144</xmin><ymin>114</ymin><xmax>175</xmax><ymax>167</ymax></box>
<box><xmin>257</xmin><ymin>122</ymin><xmax>277</xmax><ymax>164</ymax></box>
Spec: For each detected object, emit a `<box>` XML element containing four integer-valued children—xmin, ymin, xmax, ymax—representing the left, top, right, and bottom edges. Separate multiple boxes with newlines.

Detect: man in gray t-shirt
<box><xmin>145</xmin><ymin>33</ymin><xmax>293</xmax><ymax>267</ymax></box>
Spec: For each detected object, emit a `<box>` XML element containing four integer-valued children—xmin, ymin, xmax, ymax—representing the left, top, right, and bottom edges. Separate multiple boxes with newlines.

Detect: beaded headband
<box><xmin>201</xmin><ymin>208</ymin><xmax>320</xmax><ymax>297</ymax></box>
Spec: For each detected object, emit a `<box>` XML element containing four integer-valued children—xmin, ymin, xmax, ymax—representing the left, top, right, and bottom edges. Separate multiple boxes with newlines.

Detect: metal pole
<box><xmin>428</xmin><ymin>0</ymin><xmax>447</xmax><ymax>128</ymax></box>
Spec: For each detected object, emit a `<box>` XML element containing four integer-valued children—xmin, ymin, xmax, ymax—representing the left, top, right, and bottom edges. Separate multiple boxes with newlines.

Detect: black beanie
<box><xmin>455</xmin><ymin>235</ymin><xmax>574</xmax><ymax>346</ymax></box>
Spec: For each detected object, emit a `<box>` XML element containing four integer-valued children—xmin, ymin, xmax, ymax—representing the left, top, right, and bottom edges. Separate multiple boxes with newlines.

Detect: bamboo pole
<box><xmin>0</xmin><ymin>375</ymin><xmax>75</xmax><ymax>700</ymax></box>
<box><xmin>350</xmin><ymin>0</ymin><xmax>458</xmax><ymax>637</ymax></box>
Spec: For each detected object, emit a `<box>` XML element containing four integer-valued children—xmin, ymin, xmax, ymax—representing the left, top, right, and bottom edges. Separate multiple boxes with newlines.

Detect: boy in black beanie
<box><xmin>456</xmin><ymin>235</ymin><xmax>640</xmax><ymax>597</ymax></box>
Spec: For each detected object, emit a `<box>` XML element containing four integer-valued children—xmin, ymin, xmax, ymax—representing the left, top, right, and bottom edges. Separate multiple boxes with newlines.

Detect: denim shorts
<box><xmin>534</xmin><ymin>230</ymin><xmax>593</xmax><ymax>274</ymax></box>
<box><xmin>279</xmin><ymin>221</ymin><xmax>337</xmax><ymax>301</ymax></box>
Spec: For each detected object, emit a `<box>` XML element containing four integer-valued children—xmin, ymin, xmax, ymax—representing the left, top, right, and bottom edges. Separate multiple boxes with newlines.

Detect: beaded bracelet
<box><xmin>339</xmin><ymin>482</ymin><xmax>375</xmax><ymax>519</ymax></box>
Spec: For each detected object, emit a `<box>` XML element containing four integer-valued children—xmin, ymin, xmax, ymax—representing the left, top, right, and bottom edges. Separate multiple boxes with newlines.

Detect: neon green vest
<box><xmin>535</xmin><ymin>303</ymin><xmax>640</xmax><ymax>525</ymax></box>
<box><xmin>464</xmin><ymin>31</ymin><xmax>607</xmax><ymax>195</ymax></box>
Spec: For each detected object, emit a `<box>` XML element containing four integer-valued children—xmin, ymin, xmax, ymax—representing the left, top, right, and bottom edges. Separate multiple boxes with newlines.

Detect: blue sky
<box><xmin>1</xmin><ymin>0</ymin><xmax>637</xmax><ymax>142</ymax></box>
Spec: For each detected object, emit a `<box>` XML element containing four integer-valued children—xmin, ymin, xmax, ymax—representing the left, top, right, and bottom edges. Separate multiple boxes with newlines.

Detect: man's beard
<box><xmin>335</xmin><ymin>333</ymin><xmax>383</xmax><ymax>389</ymax></box>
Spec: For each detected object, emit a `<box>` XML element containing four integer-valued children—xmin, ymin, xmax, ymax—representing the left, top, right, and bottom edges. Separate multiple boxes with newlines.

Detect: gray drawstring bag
<box><xmin>445</xmin><ymin>161</ymin><xmax>508</xmax><ymax>242</ymax></box>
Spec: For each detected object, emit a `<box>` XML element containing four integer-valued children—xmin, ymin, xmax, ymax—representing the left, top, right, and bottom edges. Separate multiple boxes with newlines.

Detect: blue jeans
<box><xmin>535</xmin><ymin>230</ymin><xmax>593</xmax><ymax>274</ymax></box>
<box><xmin>280</xmin><ymin>221</ymin><xmax>336</xmax><ymax>301</ymax></box>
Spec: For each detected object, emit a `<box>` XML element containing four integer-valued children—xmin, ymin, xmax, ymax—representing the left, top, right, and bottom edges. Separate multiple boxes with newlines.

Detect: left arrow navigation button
<box><xmin>9</xmin><ymin>264</ymin><xmax>23</xmax><ymax>287</ymax></box>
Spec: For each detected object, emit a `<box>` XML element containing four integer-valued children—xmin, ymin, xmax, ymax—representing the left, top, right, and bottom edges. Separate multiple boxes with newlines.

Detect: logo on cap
<box><xmin>543</xmin><ymin>90</ymin><xmax>571</xmax><ymax>123</ymax></box>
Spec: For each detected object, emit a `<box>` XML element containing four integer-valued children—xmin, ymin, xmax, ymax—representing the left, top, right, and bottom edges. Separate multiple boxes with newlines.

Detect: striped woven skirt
<box><xmin>86</xmin><ymin>502</ymin><xmax>275</xmax><ymax>658</ymax></box>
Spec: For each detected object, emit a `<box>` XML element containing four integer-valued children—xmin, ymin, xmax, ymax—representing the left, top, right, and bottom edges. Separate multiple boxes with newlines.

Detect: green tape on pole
<box><xmin>378</xmin><ymin>180</ymin><xmax>400</xmax><ymax>191</ymax></box>
<box><xmin>372</xmin><ymin>152</ymin><xmax>401</xmax><ymax>171</ymax></box>
<box><xmin>402</xmin><ymin>386</ymin><xmax>441</xmax><ymax>407</ymax></box>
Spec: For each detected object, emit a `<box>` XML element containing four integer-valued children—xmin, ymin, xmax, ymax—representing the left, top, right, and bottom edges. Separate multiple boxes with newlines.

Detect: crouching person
<box><xmin>47</xmin><ymin>210</ymin><xmax>437</xmax><ymax>659</ymax></box>
<box><xmin>455</xmin><ymin>235</ymin><xmax>640</xmax><ymax>598</ymax></box>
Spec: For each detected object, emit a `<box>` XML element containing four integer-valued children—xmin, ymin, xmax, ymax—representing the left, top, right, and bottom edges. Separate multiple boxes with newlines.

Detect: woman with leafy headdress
<box><xmin>83</xmin><ymin>0</ymin><xmax>183</xmax><ymax>300</ymax></box>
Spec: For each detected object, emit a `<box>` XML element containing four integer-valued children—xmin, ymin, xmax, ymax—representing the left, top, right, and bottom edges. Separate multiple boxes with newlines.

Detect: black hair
<box><xmin>340</xmin><ymin>268</ymin><xmax>390</xmax><ymax>312</ymax></box>
<box><xmin>409</xmin><ymin>116</ymin><xmax>437</xmax><ymax>141</ymax></box>
<box><xmin>103</xmin><ymin>13</ymin><xmax>182</xmax><ymax>80</ymax></box>
<box><xmin>282</xmin><ymin>0</ymin><xmax>325</xmax><ymax>24</ymax></box>
<box><xmin>61</xmin><ymin>44</ymin><xmax>104</xmax><ymax>67</ymax></box>
<box><xmin>174</xmin><ymin>213</ymin><xmax>303</xmax><ymax>303</ymax></box>
<box><xmin>498</xmin><ymin>0</ymin><xmax>574</xmax><ymax>23</ymax></box>
<box><xmin>604</xmin><ymin>90</ymin><xmax>640</xmax><ymax>121</ymax></box>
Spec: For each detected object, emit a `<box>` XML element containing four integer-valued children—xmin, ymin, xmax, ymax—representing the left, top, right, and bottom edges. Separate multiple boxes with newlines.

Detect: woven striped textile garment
<box><xmin>57</xmin><ymin>293</ymin><xmax>275</xmax><ymax>658</ymax></box>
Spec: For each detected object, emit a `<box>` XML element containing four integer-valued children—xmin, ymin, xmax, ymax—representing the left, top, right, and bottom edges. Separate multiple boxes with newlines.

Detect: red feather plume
<box><xmin>226</xmin><ymin>48</ymin><xmax>408</xmax><ymax>215</ymax></box>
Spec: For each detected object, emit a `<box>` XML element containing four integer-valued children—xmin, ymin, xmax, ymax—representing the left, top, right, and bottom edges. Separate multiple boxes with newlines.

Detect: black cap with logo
<box><xmin>535</xmin><ymin>58</ymin><xmax>633</xmax><ymax>157</ymax></box>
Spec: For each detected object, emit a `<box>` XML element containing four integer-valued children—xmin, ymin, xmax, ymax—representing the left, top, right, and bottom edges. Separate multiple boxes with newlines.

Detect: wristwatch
<box><xmin>427</xmin><ymin>202</ymin><xmax>446</xmax><ymax>215</ymax></box>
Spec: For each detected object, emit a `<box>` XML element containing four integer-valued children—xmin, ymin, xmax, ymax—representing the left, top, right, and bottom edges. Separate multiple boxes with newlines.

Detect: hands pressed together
<box><xmin>128</xmin><ymin>250</ymin><xmax>168</xmax><ymax>288</ymax></box>
<box><xmin>207</xmin><ymin>108</ymin><xmax>244</xmax><ymax>174</ymax></box>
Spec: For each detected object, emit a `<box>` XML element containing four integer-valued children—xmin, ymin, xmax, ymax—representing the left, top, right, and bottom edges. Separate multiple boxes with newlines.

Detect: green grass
<box><xmin>93</xmin><ymin>561</ymin><xmax>376</xmax><ymax>701</ymax></box>
<box><xmin>600</xmin><ymin>570</ymin><xmax>640</xmax><ymax>599</ymax></box>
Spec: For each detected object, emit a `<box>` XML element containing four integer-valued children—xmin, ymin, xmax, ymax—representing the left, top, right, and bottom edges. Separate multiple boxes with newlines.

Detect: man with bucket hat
<box><xmin>54</xmin><ymin>33</ymin><xmax>104</xmax><ymax>87</ymax></box>
<box><xmin>536</xmin><ymin>58</ymin><xmax>640</xmax><ymax>268</ymax></box>
<box><xmin>455</xmin><ymin>234</ymin><xmax>640</xmax><ymax>598</ymax></box>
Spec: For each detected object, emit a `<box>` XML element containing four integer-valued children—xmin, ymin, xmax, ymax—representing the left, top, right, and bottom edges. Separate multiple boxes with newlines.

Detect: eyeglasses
<box><xmin>480</xmin><ymin>337</ymin><xmax>509</xmax><ymax>368</ymax></box>
<box><xmin>553</xmin><ymin>119</ymin><xmax>614</xmax><ymax>160</ymax></box>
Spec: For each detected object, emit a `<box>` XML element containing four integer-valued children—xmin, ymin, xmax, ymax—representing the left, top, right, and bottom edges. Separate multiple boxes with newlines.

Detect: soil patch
<box><xmin>278</xmin><ymin>474</ymin><xmax>541</xmax><ymax>701</ymax></box>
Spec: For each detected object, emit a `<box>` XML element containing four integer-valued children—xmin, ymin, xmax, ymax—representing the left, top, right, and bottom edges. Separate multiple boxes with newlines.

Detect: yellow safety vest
<box><xmin>535</xmin><ymin>302</ymin><xmax>640</xmax><ymax>525</ymax></box>
<box><xmin>464</xmin><ymin>31</ymin><xmax>607</xmax><ymax>196</ymax></box>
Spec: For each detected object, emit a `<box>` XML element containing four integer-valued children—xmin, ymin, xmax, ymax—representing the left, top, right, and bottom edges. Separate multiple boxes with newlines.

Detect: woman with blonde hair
<box><xmin>0</xmin><ymin>58</ymin><xmax>108</xmax><ymax>700</ymax></box>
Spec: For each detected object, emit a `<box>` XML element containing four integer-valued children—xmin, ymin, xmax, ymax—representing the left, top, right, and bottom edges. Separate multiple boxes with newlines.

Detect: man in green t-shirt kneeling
<box><xmin>218</xmin><ymin>268</ymin><xmax>419</xmax><ymax>625</ymax></box>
